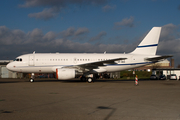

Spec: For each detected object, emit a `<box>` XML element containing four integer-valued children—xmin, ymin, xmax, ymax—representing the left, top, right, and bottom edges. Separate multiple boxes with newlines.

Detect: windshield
<box><xmin>15</xmin><ymin>58</ymin><xmax>22</xmax><ymax>61</ymax></box>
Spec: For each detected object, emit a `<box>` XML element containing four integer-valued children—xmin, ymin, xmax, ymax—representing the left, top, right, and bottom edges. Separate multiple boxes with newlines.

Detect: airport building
<box><xmin>133</xmin><ymin>59</ymin><xmax>172</xmax><ymax>72</ymax></box>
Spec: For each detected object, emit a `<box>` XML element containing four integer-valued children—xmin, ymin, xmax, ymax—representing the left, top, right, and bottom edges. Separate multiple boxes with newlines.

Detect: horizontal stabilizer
<box><xmin>145</xmin><ymin>55</ymin><xmax>172</xmax><ymax>62</ymax></box>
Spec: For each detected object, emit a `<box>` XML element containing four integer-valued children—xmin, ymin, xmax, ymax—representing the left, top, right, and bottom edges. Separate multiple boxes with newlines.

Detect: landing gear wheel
<box><xmin>87</xmin><ymin>78</ymin><xmax>93</xmax><ymax>83</ymax></box>
<box><xmin>80</xmin><ymin>76</ymin><xmax>86</xmax><ymax>82</ymax></box>
<box><xmin>30</xmin><ymin>79</ymin><xmax>34</xmax><ymax>83</ymax></box>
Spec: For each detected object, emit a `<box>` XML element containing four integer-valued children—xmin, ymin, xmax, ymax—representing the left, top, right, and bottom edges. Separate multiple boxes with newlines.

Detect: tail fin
<box><xmin>131</xmin><ymin>27</ymin><xmax>161</xmax><ymax>55</ymax></box>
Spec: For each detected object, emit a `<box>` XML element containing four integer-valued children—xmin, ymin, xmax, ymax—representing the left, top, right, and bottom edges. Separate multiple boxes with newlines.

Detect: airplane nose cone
<box><xmin>6</xmin><ymin>62</ymin><xmax>14</xmax><ymax>71</ymax></box>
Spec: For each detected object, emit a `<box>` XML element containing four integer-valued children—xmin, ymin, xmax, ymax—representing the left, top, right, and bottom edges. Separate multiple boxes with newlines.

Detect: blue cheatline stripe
<box><xmin>137</xmin><ymin>44</ymin><xmax>158</xmax><ymax>48</ymax></box>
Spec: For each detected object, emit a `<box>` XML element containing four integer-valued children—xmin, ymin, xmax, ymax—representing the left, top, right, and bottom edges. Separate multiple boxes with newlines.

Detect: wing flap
<box><xmin>80</xmin><ymin>58</ymin><xmax>126</xmax><ymax>66</ymax></box>
<box><xmin>63</xmin><ymin>58</ymin><xmax>127</xmax><ymax>71</ymax></box>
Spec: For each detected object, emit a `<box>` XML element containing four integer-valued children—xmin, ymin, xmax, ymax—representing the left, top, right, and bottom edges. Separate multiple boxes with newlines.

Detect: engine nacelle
<box><xmin>56</xmin><ymin>68</ymin><xmax>82</xmax><ymax>80</ymax></box>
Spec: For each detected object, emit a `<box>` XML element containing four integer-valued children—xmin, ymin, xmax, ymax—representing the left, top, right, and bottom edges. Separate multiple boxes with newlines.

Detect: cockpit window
<box><xmin>15</xmin><ymin>58</ymin><xmax>22</xmax><ymax>62</ymax></box>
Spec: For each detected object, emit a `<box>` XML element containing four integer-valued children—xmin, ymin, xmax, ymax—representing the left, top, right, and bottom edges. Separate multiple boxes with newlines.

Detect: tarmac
<box><xmin>0</xmin><ymin>78</ymin><xmax>180</xmax><ymax>120</ymax></box>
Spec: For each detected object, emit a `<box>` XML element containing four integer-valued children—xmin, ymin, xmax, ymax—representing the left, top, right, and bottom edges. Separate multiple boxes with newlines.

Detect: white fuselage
<box><xmin>6</xmin><ymin>53</ymin><xmax>156</xmax><ymax>73</ymax></box>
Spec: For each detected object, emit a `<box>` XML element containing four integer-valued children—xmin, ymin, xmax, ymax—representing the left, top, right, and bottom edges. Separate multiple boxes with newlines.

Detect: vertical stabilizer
<box><xmin>131</xmin><ymin>27</ymin><xmax>161</xmax><ymax>55</ymax></box>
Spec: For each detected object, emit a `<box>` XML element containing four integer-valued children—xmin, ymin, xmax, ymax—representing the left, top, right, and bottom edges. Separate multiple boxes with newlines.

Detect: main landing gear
<box><xmin>87</xmin><ymin>77</ymin><xmax>93</xmax><ymax>83</ymax></box>
<box><xmin>30</xmin><ymin>73</ymin><xmax>34</xmax><ymax>83</ymax></box>
<box><xmin>80</xmin><ymin>74</ymin><xmax>95</xmax><ymax>83</ymax></box>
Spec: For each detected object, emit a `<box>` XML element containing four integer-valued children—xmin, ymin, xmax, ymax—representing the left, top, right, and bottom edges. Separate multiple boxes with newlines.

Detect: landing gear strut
<box><xmin>30</xmin><ymin>73</ymin><xmax>34</xmax><ymax>82</ymax></box>
<box><xmin>87</xmin><ymin>74</ymin><xmax>94</xmax><ymax>83</ymax></box>
<box><xmin>80</xmin><ymin>74</ymin><xmax>95</xmax><ymax>83</ymax></box>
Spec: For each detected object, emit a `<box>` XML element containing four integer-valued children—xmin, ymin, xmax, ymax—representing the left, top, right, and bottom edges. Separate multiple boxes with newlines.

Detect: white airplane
<box><xmin>6</xmin><ymin>27</ymin><xmax>171</xmax><ymax>83</ymax></box>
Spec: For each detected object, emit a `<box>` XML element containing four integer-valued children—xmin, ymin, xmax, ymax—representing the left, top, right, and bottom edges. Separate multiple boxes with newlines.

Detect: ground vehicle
<box><xmin>159</xmin><ymin>75</ymin><xmax>166</xmax><ymax>80</ymax></box>
<box><xmin>150</xmin><ymin>75</ymin><xmax>158</xmax><ymax>80</ymax></box>
<box><xmin>170</xmin><ymin>74</ymin><xmax>177</xmax><ymax>80</ymax></box>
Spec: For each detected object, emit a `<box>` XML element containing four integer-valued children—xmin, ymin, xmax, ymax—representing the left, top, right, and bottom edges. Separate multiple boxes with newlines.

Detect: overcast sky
<box><xmin>0</xmin><ymin>0</ymin><xmax>180</xmax><ymax>66</ymax></box>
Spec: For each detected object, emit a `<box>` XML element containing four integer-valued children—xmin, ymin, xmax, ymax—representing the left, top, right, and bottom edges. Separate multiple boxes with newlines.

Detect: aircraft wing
<box><xmin>145</xmin><ymin>55</ymin><xmax>172</xmax><ymax>62</ymax></box>
<box><xmin>63</xmin><ymin>58</ymin><xmax>127</xmax><ymax>70</ymax></box>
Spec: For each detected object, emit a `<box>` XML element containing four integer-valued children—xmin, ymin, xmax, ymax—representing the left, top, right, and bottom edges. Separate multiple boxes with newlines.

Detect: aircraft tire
<box><xmin>87</xmin><ymin>77</ymin><xmax>93</xmax><ymax>83</ymax></box>
<box><xmin>30</xmin><ymin>79</ymin><xmax>34</xmax><ymax>83</ymax></box>
<box><xmin>80</xmin><ymin>77</ymin><xmax>86</xmax><ymax>82</ymax></box>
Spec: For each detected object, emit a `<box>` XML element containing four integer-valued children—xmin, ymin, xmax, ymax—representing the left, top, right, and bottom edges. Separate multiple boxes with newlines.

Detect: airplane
<box><xmin>6</xmin><ymin>27</ymin><xmax>171</xmax><ymax>83</ymax></box>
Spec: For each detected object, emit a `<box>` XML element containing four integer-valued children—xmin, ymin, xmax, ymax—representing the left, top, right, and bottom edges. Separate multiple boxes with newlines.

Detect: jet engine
<box><xmin>56</xmin><ymin>68</ymin><xmax>82</xmax><ymax>80</ymax></box>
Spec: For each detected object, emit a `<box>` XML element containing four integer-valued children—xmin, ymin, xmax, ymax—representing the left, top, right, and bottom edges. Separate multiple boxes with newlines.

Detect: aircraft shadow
<box><xmin>0</xmin><ymin>78</ymin><xmax>163</xmax><ymax>84</ymax></box>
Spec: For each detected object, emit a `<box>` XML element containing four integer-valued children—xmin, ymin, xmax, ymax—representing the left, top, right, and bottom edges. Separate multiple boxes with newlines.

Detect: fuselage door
<box><xmin>29</xmin><ymin>55</ymin><xmax>35</xmax><ymax>66</ymax></box>
<box><xmin>74</xmin><ymin>58</ymin><xmax>77</xmax><ymax>64</ymax></box>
